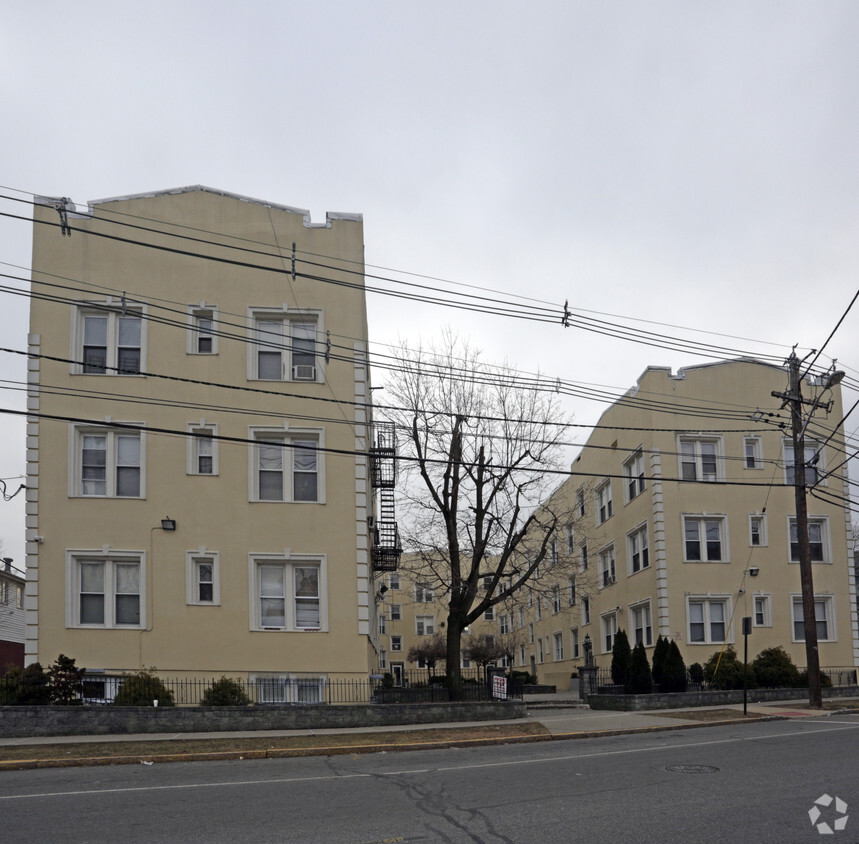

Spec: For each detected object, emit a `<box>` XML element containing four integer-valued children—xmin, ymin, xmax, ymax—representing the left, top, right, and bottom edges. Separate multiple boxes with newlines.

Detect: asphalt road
<box><xmin>2</xmin><ymin>715</ymin><xmax>858</xmax><ymax>843</ymax></box>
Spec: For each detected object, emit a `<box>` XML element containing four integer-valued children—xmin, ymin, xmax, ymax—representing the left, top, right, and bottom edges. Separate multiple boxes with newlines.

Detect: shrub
<box><xmin>16</xmin><ymin>662</ymin><xmax>50</xmax><ymax>705</ymax></box>
<box><xmin>201</xmin><ymin>676</ymin><xmax>249</xmax><ymax>706</ymax></box>
<box><xmin>798</xmin><ymin>670</ymin><xmax>833</xmax><ymax>689</ymax></box>
<box><xmin>661</xmin><ymin>641</ymin><xmax>688</xmax><ymax>693</ymax></box>
<box><xmin>511</xmin><ymin>670</ymin><xmax>536</xmax><ymax>685</ymax></box>
<box><xmin>611</xmin><ymin>630</ymin><xmax>632</xmax><ymax>686</ymax></box>
<box><xmin>380</xmin><ymin>672</ymin><xmax>395</xmax><ymax>689</ymax></box>
<box><xmin>703</xmin><ymin>647</ymin><xmax>755</xmax><ymax>691</ymax></box>
<box><xmin>0</xmin><ymin>666</ymin><xmax>22</xmax><ymax>705</ymax></box>
<box><xmin>753</xmin><ymin>647</ymin><xmax>800</xmax><ymax>689</ymax></box>
<box><xmin>112</xmin><ymin>670</ymin><xmax>175</xmax><ymax>706</ymax></box>
<box><xmin>626</xmin><ymin>642</ymin><xmax>652</xmax><ymax>694</ymax></box>
<box><xmin>651</xmin><ymin>636</ymin><xmax>669</xmax><ymax>686</ymax></box>
<box><xmin>688</xmin><ymin>662</ymin><xmax>704</xmax><ymax>684</ymax></box>
<box><xmin>48</xmin><ymin>654</ymin><xmax>84</xmax><ymax>705</ymax></box>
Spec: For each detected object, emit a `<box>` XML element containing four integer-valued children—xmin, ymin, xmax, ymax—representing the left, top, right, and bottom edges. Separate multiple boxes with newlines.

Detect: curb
<box><xmin>0</xmin><ymin>715</ymin><xmax>788</xmax><ymax>771</ymax></box>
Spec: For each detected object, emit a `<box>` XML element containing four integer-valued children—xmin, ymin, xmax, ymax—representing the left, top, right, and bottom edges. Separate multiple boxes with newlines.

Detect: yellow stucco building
<box><xmin>26</xmin><ymin>186</ymin><xmax>395</xmax><ymax>700</ymax></box>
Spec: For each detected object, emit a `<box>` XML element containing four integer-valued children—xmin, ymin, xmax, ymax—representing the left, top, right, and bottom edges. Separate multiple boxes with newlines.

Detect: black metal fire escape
<box><xmin>369</xmin><ymin>422</ymin><xmax>401</xmax><ymax>571</ymax></box>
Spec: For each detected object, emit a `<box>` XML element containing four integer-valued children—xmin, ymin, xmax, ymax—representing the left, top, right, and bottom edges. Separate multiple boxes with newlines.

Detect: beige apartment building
<box><xmin>26</xmin><ymin>186</ymin><xmax>398</xmax><ymax>700</ymax></box>
<box><xmin>384</xmin><ymin>360</ymin><xmax>857</xmax><ymax>690</ymax></box>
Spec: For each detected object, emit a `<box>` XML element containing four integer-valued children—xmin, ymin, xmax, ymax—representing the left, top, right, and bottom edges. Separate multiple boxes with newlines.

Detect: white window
<box><xmin>749</xmin><ymin>514</ymin><xmax>767</xmax><ymax>547</ymax></box>
<box><xmin>783</xmin><ymin>439</ymin><xmax>822</xmax><ymax>486</ymax></box>
<box><xmin>388</xmin><ymin>573</ymin><xmax>400</xmax><ymax>590</ymax></box>
<box><xmin>484</xmin><ymin>605</ymin><xmax>495</xmax><ymax>621</ymax></box>
<box><xmin>519</xmin><ymin>645</ymin><xmax>526</xmax><ymax>666</ymax></box>
<box><xmin>581</xmin><ymin>596</ymin><xmax>591</xmax><ymax>625</ymax></box>
<box><xmin>678</xmin><ymin>436</ymin><xmax>721</xmax><ymax>482</ymax></box>
<box><xmin>565</xmin><ymin>523</ymin><xmax>575</xmax><ymax>555</ymax></box>
<box><xmin>379</xmin><ymin>615</ymin><xmax>387</xmax><ymax>635</ymax></box>
<box><xmin>187</xmin><ymin>423</ymin><xmax>218</xmax><ymax>476</ymax></box>
<box><xmin>576</xmin><ymin>487</ymin><xmax>585</xmax><ymax>517</ymax></box>
<box><xmin>517</xmin><ymin>606</ymin><xmax>525</xmax><ymax>628</ymax></box>
<box><xmin>390</xmin><ymin>603</ymin><xmax>401</xmax><ymax>621</ymax></box>
<box><xmin>596</xmin><ymin>481</ymin><xmax>613</xmax><ymax>524</ymax></box>
<box><xmin>528</xmin><ymin>622</ymin><xmax>534</xmax><ymax>644</ymax></box>
<box><xmin>599</xmin><ymin>545</ymin><xmax>616</xmax><ymax>588</ymax></box>
<box><xmin>683</xmin><ymin>516</ymin><xmax>727</xmax><ymax>562</ymax></box>
<box><xmin>789</xmin><ymin>517</ymin><xmax>829</xmax><ymax>563</ymax></box>
<box><xmin>549</xmin><ymin>584</ymin><xmax>560</xmax><ymax>614</ymax></box>
<box><xmin>67</xmin><ymin>552</ymin><xmax>144</xmax><ymax>628</ymax></box>
<box><xmin>570</xmin><ymin>628</ymin><xmax>580</xmax><ymax>659</ymax></box>
<box><xmin>624</xmin><ymin>450</ymin><xmax>646</xmax><ymax>500</ymax></box>
<box><xmin>414</xmin><ymin>582</ymin><xmax>434</xmax><ymax>602</ymax></box>
<box><xmin>580</xmin><ymin>542</ymin><xmax>588</xmax><ymax>571</ymax></box>
<box><xmin>753</xmin><ymin>594</ymin><xmax>771</xmax><ymax>627</ymax></box>
<box><xmin>252</xmin><ymin>675</ymin><xmax>324</xmax><ymax>704</ymax></box>
<box><xmin>688</xmin><ymin>597</ymin><xmax>731</xmax><ymax>644</ymax></box>
<box><xmin>250</xmin><ymin>309</ymin><xmax>322</xmax><ymax>382</ymax></box>
<box><xmin>187</xmin><ymin>305</ymin><xmax>218</xmax><ymax>355</ymax></box>
<box><xmin>415</xmin><ymin>615</ymin><xmax>435</xmax><ymax>635</ymax></box>
<box><xmin>628</xmin><ymin>524</ymin><xmax>650</xmax><ymax>574</ymax></box>
<box><xmin>390</xmin><ymin>635</ymin><xmax>402</xmax><ymax>651</ymax></box>
<box><xmin>74</xmin><ymin>305</ymin><xmax>145</xmax><ymax>375</ymax></box>
<box><xmin>553</xmin><ymin>632</ymin><xmax>564</xmax><ymax>661</ymax></box>
<box><xmin>72</xmin><ymin>425</ymin><xmax>144</xmax><ymax>498</ymax></box>
<box><xmin>535</xmin><ymin>596</ymin><xmax>542</xmax><ymax>621</ymax></box>
<box><xmin>568</xmin><ymin>577</ymin><xmax>577</xmax><ymax>606</ymax></box>
<box><xmin>499</xmin><ymin>614</ymin><xmax>509</xmax><ymax>635</ymax></box>
<box><xmin>538</xmin><ymin>638</ymin><xmax>544</xmax><ymax>663</ymax></box>
<box><xmin>601</xmin><ymin>612</ymin><xmax>618</xmax><ymax>653</ymax></box>
<box><xmin>186</xmin><ymin>551</ymin><xmax>219</xmax><ymax>605</ymax></box>
<box><xmin>630</xmin><ymin>602</ymin><xmax>653</xmax><ymax>647</ymax></box>
<box><xmin>250</xmin><ymin>428</ymin><xmax>323</xmax><ymax>503</ymax></box>
<box><xmin>462</xmin><ymin>654</ymin><xmax>472</xmax><ymax>669</ymax></box>
<box><xmin>549</xmin><ymin>539</ymin><xmax>559</xmax><ymax>568</ymax></box>
<box><xmin>744</xmin><ymin>437</ymin><xmax>762</xmax><ymax>470</ymax></box>
<box><xmin>792</xmin><ymin>595</ymin><xmax>834</xmax><ymax>642</ymax></box>
<box><xmin>379</xmin><ymin>650</ymin><xmax>387</xmax><ymax>670</ymax></box>
<box><xmin>250</xmin><ymin>556</ymin><xmax>326</xmax><ymax>631</ymax></box>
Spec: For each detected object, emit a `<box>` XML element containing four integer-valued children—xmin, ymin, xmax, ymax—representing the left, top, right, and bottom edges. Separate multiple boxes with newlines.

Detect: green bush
<box><xmin>48</xmin><ymin>654</ymin><xmax>84</xmax><ymax>705</ymax></box>
<box><xmin>511</xmin><ymin>670</ymin><xmax>536</xmax><ymax>685</ymax></box>
<box><xmin>651</xmin><ymin>636</ymin><xmax>669</xmax><ymax>685</ymax></box>
<box><xmin>752</xmin><ymin>647</ymin><xmax>800</xmax><ymax>689</ymax></box>
<box><xmin>626</xmin><ymin>642</ymin><xmax>652</xmax><ymax>694</ymax></box>
<box><xmin>112</xmin><ymin>670</ymin><xmax>175</xmax><ymax>706</ymax></box>
<box><xmin>661</xmin><ymin>641</ymin><xmax>688</xmax><ymax>693</ymax></box>
<box><xmin>611</xmin><ymin>630</ymin><xmax>632</xmax><ymax>686</ymax></box>
<box><xmin>703</xmin><ymin>647</ymin><xmax>755</xmax><ymax>690</ymax></box>
<box><xmin>201</xmin><ymin>676</ymin><xmax>249</xmax><ymax>706</ymax></box>
<box><xmin>380</xmin><ymin>672</ymin><xmax>395</xmax><ymax>689</ymax></box>
<box><xmin>798</xmin><ymin>670</ymin><xmax>833</xmax><ymax>689</ymax></box>
<box><xmin>688</xmin><ymin>662</ymin><xmax>704</xmax><ymax>684</ymax></box>
<box><xmin>16</xmin><ymin>663</ymin><xmax>50</xmax><ymax>705</ymax></box>
<box><xmin>0</xmin><ymin>666</ymin><xmax>22</xmax><ymax>705</ymax></box>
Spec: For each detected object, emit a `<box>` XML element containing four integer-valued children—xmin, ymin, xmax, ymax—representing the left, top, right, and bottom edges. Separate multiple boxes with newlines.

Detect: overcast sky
<box><xmin>1</xmin><ymin>2</ymin><xmax>857</xmax><ymax>563</ymax></box>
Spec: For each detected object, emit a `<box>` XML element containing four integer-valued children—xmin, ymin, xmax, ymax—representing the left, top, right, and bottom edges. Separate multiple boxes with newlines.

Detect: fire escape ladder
<box><xmin>369</xmin><ymin>422</ymin><xmax>401</xmax><ymax>571</ymax></box>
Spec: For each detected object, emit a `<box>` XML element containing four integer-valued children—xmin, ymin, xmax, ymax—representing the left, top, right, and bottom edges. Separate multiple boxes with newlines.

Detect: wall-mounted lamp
<box><xmin>749</xmin><ymin>566</ymin><xmax>760</xmax><ymax>577</ymax></box>
<box><xmin>160</xmin><ymin>518</ymin><xmax>177</xmax><ymax>531</ymax></box>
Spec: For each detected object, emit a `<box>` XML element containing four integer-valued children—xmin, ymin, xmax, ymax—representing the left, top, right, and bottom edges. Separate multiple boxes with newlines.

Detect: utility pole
<box><xmin>772</xmin><ymin>352</ymin><xmax>823</xmax><ymax>708</ymax></box>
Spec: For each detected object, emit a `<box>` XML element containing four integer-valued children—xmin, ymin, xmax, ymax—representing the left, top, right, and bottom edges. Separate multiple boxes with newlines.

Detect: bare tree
<box><xmin>463</xmin><ymin>633</ymin><xmax>505</xmax><ymax>679</ymax></box>
<box><xmin>383</xmin><ymin>332</ymin><xmax>578</xmax><ymax>698</ymax></box>
<box><xmin>407</xmin><ymin>633</ymin><xmax>447</xmax><ymax>681</ymax></box>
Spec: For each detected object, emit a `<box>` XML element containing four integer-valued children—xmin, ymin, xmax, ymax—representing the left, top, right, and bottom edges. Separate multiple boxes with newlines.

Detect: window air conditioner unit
<box><xmin>293</xmin><ymin>364</ymin><xmax>316</xmax><ymax>380</ymax></box>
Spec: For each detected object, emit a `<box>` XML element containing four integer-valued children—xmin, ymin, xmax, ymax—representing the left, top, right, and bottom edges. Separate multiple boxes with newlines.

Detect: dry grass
<box><xmin>0</xmin><ymin>722</ymin><xmax>549</xmax><ymax>765</ymax></box>
<box><xmin>650</xmin><ymin>709</ymin><xmax>766</xmax><ymax>721</ymax></box>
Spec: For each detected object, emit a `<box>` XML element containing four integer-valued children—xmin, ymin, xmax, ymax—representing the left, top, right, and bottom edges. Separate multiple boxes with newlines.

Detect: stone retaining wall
<box><xmin>0</xmin><ymin>700</ymin><xmax>526</xmax><ymax>739</ymax></box>
<box><xmin>587</xmin><ymin>685</ymin><xmax>858</xmax><ymax>711</ymax></box>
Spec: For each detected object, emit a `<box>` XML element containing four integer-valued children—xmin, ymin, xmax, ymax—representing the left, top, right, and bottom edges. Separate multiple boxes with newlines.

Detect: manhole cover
<box><xmin>665</xmin><ymin>764</ymin><xmax>720</xmax><ymax>774</ymax></box>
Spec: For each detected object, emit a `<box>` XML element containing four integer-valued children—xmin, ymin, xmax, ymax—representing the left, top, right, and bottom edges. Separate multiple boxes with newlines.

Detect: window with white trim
<box><xmin>379</xmin><ymin>614</ymin><xmax>387</xmax><ymax>635</ymax></box>
<box><xmin>484</xmin><ymin>605</ymin><xmax>495</xmax><ymax>621</ymax></box>
<box><xmin>630</xmin><ymin>601</ymin><xmax>652</xmax><ymax>647</ymax></box>
<box><xmin>576</xmin><ymin>487</ymin><xmax>585</xmax><ymax>517</ymax></box>
<box><xmin>390</xmin><ymin>603</ymin><xmax>401</xmax><ymax>621</ymax></box>
<box><xmin>251</xmin><ymin>557</ymin><xmax>325</xmax><ymax>631</ymax></box>
<box><xmin>749</xmin><ymin>514</ymin><xmax>767</xmax><ymax>547</ymax></box>
<box><xmin>580</xmin><ymin>542</ymin><xmax>588</xmax><ymax>571</ymax></box>
<box><xmin>72</xmin><ymin>425</ymin><xmax>143</xmax><ymax>498</ymax></box>
<box><xmin>499</xmin><ymin>614</ymin><xmax>509</xmax><ymax>635</ymax></box>
<box><xmin>783</xmin><ymin>439</ymin><xmax>822</xmax><ymax>486</ymax></box>
<box><xmin>390</xmin><ymin>635</ymin><xmax>402</xmax><ymax>651</ymax></box>
<box><xmin>683</xmin><ymin>516</ymin><xmax>727</xmax><ymax>562</ymax></box>
<box><xmin>570</xmin><ymin>628</ymin><xmax>580</xmax><ymax>659</ymax></box>
<box><xmin>250</xmin><ymin>309</ymin><xmax>321</xmax><ymax>382</ymax></box>
<box><xmin>744</xmin><ymin>437</ymin><xmax>762</xmax><ymax>470</ymax></box>
<box><xmin>517</xmin><ymin>606</ymin><xmax>525</xmax><ymax>628</ymax></box>
<box><xmin>581</xmin><ymin>596</ymin><xmax>591</xmax><ymax>625</ymax></box>
<box><xmin>789</xmin><ymin>517</ymin><xmax>829</xmax><ymax>563</ymax></box>
<box><xmin>528</xmin><ymin>623</ymin><xmax>534</xmax><ymax>644</ymax></box>
<box><xmin>187</xmin><ymin>423</ymin><xmax>218</xmax><ymax>476</ymax></box>
<box><xmin>688</xmin><ymin>597</ymin><xmax>730</xmax><ymax>644</ymax></box>
<box><xmin>252</xmin><ymin>674</ymin><xmax>324</xmax><ymax>704</ymax></box>
<box><xmin>187</xmin><ymin>305</ymin><xmax>218</xmax><ymax>355</ymax></box>
<box><xmin>553</xmin><ymin>632</ymin><xmax>564</xmax><ymax>661</ymax></box>
<box><xmin>74</xmin><ymin>305</ymin><xmax>145</xmax><ymax>375</ymax></box>
<box><xmin>388</xmin><ymin>572</ymin><xmax>400</xmax><ymax>590</ymax></box>
<box><xmin>519</xmin><ymin>645</ymin><xmax>526</xmax><ymax>666</ymax></box>
<box><xmin>601</xmin><ymin>612</ymin><xmax>618</xmax><ymax>653</ymax></box>
<box><xmin>599</xmin><ymin>545</ymin><xmax>616</xmax><ymax>588</ymax></box>
<box><xmin>379</xmin><ymin>650</ymin><xmax>387</xmax><ymax>670</ymax></box>
<box><xmin>415</xmin><ymin>615</ymin><xmax>435</xmax><ymax>635</ymax></box>
<box><xmin>624</xmin><ymin>450</ymin><xmax>646</xmax><ymax>501</ymax></box>
<box><xmin>535</xmin><ymin>596</ymin><xmax>542</xmax><ymax>621</ymax></box>
<box><xmin>551</xmin><ymin>584</ymin><xmax>562</xmax><ymax>614</ymax></box>
<box><xmin>538</xmin><ymin>638</ymin><xmax>544</xmax><ymax>663</ymax></box>
<box><xmin>250</xmin><ymin>428</ymin><xmax>322</xmax><ymax>502</ymax></box>
<box><xmin>678</xmin><ymin>436</ymin><xmax>721</xmax><ymax>482</ymax></box>
<box><xmin>414</xmin><ymin>582</ymin><xmax>434</xmax><ymax>602</ymax></box>
<box><xmin>791</xmin><ymin>595</ymin><xmax>834</xmax><ymax>642</ymax></box>
<box><xmin>67</xmin><ymin>552</ymin><xmax>144</xmax><ymax>629</ymax></box>
<box><xmin>549</xmin><ymin>539</ymin><xmax>559</xmax><ymax>568</ymax></box>
<box><xmin>753</xmin><ymin>594</ymin><xmax>771</xmax><ymax>627</ymax></box>
<box><xmin>568</xmin><ymin>577</ymin><xmax>577</xmax><ymax>606</ymax></box>
<box><xmin>627</xmin><ymin>524</ymin><xmax>650</xmax><ymax>574</ymax></box>
<box><xmin>186</xmin><ymin>551</ymin><xmax>219</xmax><ymax>605</ymax></box>
<box><xmin>565</xmin><ymin>523</ymin><xmax>575</xmax><ymax>555</ymax></box>
<box><xmin>596</xmin><ymin>481</ymin><xmax>613</xmax><ymax>524</ymax></box>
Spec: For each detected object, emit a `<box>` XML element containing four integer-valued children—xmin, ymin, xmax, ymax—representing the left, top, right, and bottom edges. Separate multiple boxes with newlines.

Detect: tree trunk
<box><xmin>445</xmin><ymin>613</ymin><xmax>465</xmax><ymax>700</ymax></box>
